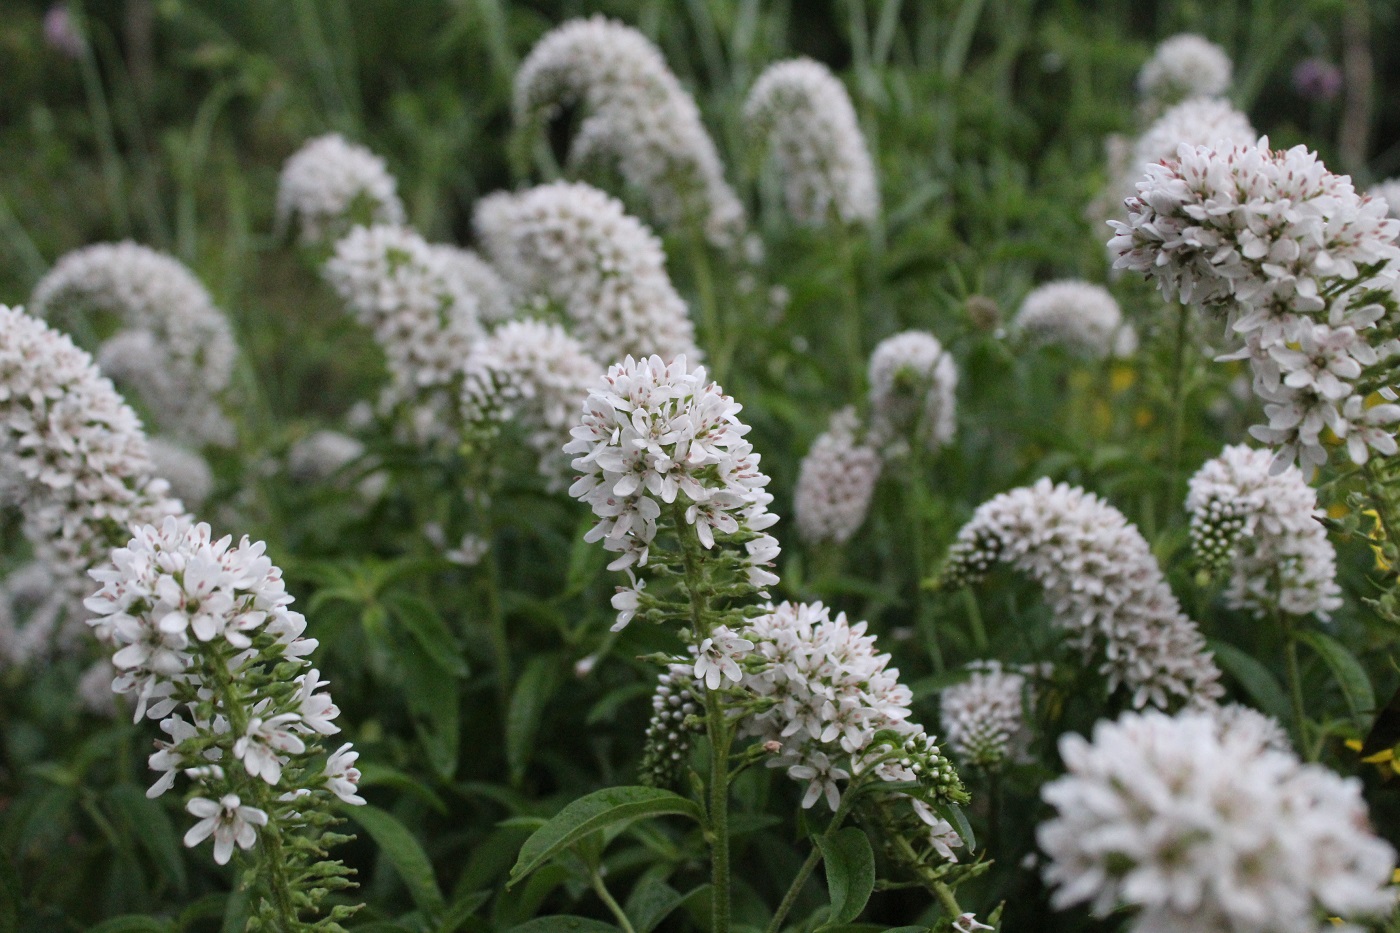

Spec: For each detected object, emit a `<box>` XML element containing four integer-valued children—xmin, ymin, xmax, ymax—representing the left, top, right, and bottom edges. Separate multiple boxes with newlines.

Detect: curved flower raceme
<box><xmin>475</xmin><ymin>182</ymin><xmax>699</xmax><ymax>365</ymax></box>
<box><xmin>31</xmin><ymin>242</ymin><xmax>239</xmax><ymax>446</ymax></box>
<box><xmin>0</xmin><ymin>305</ymin><xmax>183</xmax><ymax>598</ymax></box>
<box><xmin>276</xmin><ymin>133</ymin><xmax>405</xmax><ymax>244</ymax></box>
<box><xmin>793</xmin><ymin>407</ymin><xmax>881</xmax><ymax>546</ymax></box>
<box><xmin>1187</xmin><ymin>444</ymin><xmax>1341</xmax><ymax>620</ymax></box>
<box><xmin>939</xmin><ymin>661</ymin><xmax>1040</xmax><ymax>769</ymax></box>
<box><xmin>867</xmin><ymin>331</ymin><xmax>958</xmax><ymax>454</ymax></box>
<box><xmin>514</xmin><ymin>16</ymin><xmax>745</xmax><ymax>249</ymax></box>
<box><xmin>85</xmin><ymin>517</ymin><xmax>362</xmax><ymax>915</ymax></box>
<box><xmin>324</xmin><ymin>224</ymin><xmax>489</xmax><ymax>441</ymax></box>
<box><xmin>565</xmin><ymin>354</ymin><xmax>779</xmax><ymax>622</ymax></box>
<box><xmin>743</xmin><ymin>58</ymin><xmax>879</xmax><ymax>227</ymax></box>
<box><xmin>1111</xmin><ymin>139</ymin><xmax>1400</xmax><ymax>469</ymax></box>
<box><xmin>460</xmin><ymin>319</ymin><xmax>602</xmax><ymax>488</ymax></box>
<box><xmin>935</xmin><ymin>478</ymin><xmax>1223</xmax><ymax>709</ymax></box>
<box><xmin>1014</xmin><ymin>280</ymin><xmax>1133</xmax><ymax>359</ymax></box>
<box><xmin>1039</xmin><ymin>709</ymin><xmax>1395</xmax><ymax>933</ymax></box>
<box><xmin>1136</xmin><ymin>33</ymin><xmax>1233</xmax><ymax>113</ymax></box>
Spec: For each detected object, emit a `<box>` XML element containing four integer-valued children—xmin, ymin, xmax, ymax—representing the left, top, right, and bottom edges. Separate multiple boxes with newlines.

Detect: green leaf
<box><xmin>1209</xmin><ymin>639</ymin><xmax>1292</xmax><ymax>722</ymax></box>
<box><xmin>387</xmin><ymin>592</ymin><xmax>469</xmax><ymax>678</ymax></box>
<box><xmin>507</xmin><ymin>655</ymin><xmax>562</xmax><ymax>786</ymax></box>
<box><xmin>1297</xmin><ymin>629</ymin><xmax>1375</xmax><ymax>725</ymax></box>
<box><xmin>104</xmin><ymin>783</ymin><xmax>188</xmax><ymax>894</ymax></box>
<box><xmin>624</xmin><ymin>877</ymin><xmax>687</xmax><ymax>933</ymax></box>
<box><xmin>86</xmin><ymin>918</ymin><xmax>175</xmax><ymax>933</ymax></box>
<box><xmin>351</xmin><ymin>804</ymin><xmax>446</xmax><ymax>919</ymax></box>
<box><xmin>930</xmin><ymin>801</ymin><xmax>976</xmax><ymax>854</ymax></box>
<box><xmin>509</xmin><ymin>787</ymin><xmax>704</xmax><ymax>886</ymax></box>
<box><xmin>398</xmin><ymin>631</ymin><xmax>462</xmax><ymax>780</ymax></box>
<box><xmin>815</xmin><ymin>828</ymin><xmax>875</xmax><ymax>927</ymax></box>
<box><xmin>509</xmin><ymin>917</ymin><xmax>619</xmax><ymax>933</ymax></box>
<box><xmin>436</xmin><ymin>889</ymin><xmax>492</xmax><ymax>933</ymax></box>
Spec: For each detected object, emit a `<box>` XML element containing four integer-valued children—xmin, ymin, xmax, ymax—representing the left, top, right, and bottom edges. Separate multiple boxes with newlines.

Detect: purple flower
<box><xmin>43</xmin><ymin>5</ymin><xmax>85</xmax><ymax>59</ymax></box>
<box><xmin>1292</xmin><ymin>58</ymin><xmax>1342</xmax><ymax>102</ymax></box>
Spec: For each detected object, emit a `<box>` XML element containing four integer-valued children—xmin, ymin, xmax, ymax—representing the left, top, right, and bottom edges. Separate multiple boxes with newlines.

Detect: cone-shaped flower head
<box><xmin>276</xmin><ymin>133</ymin><xmax>404</xmax><ymax>244</ymax></box>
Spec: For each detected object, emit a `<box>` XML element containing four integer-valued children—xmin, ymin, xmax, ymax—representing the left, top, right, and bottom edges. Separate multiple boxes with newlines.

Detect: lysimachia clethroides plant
<box><xmin>506</xmin><ymin>354</ymin><xmax>991</xmax><ymax>933</ymax></box>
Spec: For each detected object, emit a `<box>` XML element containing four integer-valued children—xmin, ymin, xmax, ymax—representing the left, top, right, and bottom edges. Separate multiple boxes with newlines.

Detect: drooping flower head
<box><xmin>935</xmin><ymin>478</ymin><xmax>1223</xmax><ymax>709</ymax></box>
<box><xmin>514</xmin><ymin>16</ymin><xmax>746</xmax><ymax>249</ymax></box>
<box><xmin>31</xmin><ymin>242</ymin><xmax>239</xmax><ymax>446</ymax></box>
<box><xmin>460</xmin><ymin>319</ymin><xmax>602</xmax><ymax>488</ymax></box>
<box><xmin>0</xmin><ymin>305</ymin><xmax>183</xmax><ymax>597</ymax></box>
<box><xmin>793</xmin><ymin>407</ymin><xmax>881</xmax><ymax>545</ymax></box>
<box><xmin>744</xmin><ymin>58</ymin><xmax>879</xmax><ymax>227</ymax></box>
<box><xmin>324</xmin><ymin>224</ymin><xmax>488</xmax><ymax>441</ymax></box>
<box><xmin>867</xmin><ymin>331</ymin><xmax>958</xmax><ymax>454</ymax></box>
<box><xmin>939</xmin><ymin>661</ymin><xmax>1040</xmax><ymax>769</ymax></box>
<box><xmin>1111</xmin><ymin>139</ymin><xmax>1400</xmax><ymax>469</ymax></box>
<box><xmin>85</xmin><ymin>516</ymin><xmax>363</xmax><ymax>899</ymax></box>
<box><xmin>1039</xmin><ymin>709</ymin><xmax>1395</xmax><ymax>933</ymax></box>
<box><xmin>276</xmin><ymin>133</ymin><xmax>405</xmax><ymax>245</ymax></box>
<box><xmin>474</xmin><ymin>182</ymin><xmax>698</xmax><ymax>365</ymax></box>
<box><xmin>565</xmin><ymin>354</ymin><xmax>779</xmax><ymax>613</ymax></box>
<box><xmin>1014</xmin><ymin>280</ymin><xmax>1134</xmax><ymax>359</ymax></box>
<box><xmin>1187</xmin><ymin>444</ymin><xmax>1341</xmax><ymax>620</ymax></box>
<box><xmin>1136</xmin><ymin>34</ymin><xmax>1233</xmax><ymax>112</ymax></box>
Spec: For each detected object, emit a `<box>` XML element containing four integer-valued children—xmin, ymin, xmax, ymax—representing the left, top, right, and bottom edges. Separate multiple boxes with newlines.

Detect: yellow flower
<box><xmin>1110</xmin><ymin>364</ymin><xmax>1135</xmax><ymax>394</ymax></box>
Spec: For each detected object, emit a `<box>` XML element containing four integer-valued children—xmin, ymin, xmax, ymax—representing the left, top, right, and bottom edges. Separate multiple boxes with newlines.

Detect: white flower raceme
<box><xmin>147</xmin><ymin>438</ymin><xmax>214</xmax><ymax>510</ymax></box>
<box><xmin>937</xmin><ymin>478</ymin><xmax>1223</xmax><ymax>709</ymax></box>
<box><xmin>0</xmin><ymin>305</ymin><xmax>183</xmax><ymax>597</ymax></box>
<box><xmin>639</xmin><ymin>661</ymin><xmax>702</xmax><ymax>788</ymax></box>
<box><xmin>1039</xmin><ymin>709</ymin><xmax>1395</xmax><ymax>933</ymax></box>
<box><xmin>324</xmin><ymin>224</ymin><xmax>487</xmax><ymax>441</ymax></box>
<box><xmin>84</xmin><ymin>516</ymin><xmax>365</xmax><ymax>873</ymax></box>
<box><xmin>514</xmin><ymin>16</ymin><xmax>746</xmax><ymax>249</ymax></box>
<box><xmin>460</xmin><ymin>319</ymin><xmax>601</xmax><ymax>488</ymax></box>
<box><xmin>1136</xmin><ymin>33</ymin><xmax>1232</xmax><ymax>110</ymax></box>
<box><xmin>286</xmin><ymin>429</ymin><xmax>366</xmax><ymax>483</ymax></box>
<box><xmin>1014</xmin><ymin>280</ymin><xmax>1134</xmax><ymax>359</ymax></box>
<box><xmin>565</xmin><ymin>354</ymin><xmax>779</xmax><ymax>611</ymax></box>
<box><xmin>743</xmin><ymin>58</ymin><xmax>879</xmax><ymax>227</ymax></box>
<box><xmin>1187</xmin><ymin>444</ymin><xmax>1341</xmax><ymax>619</ymax></box>
<box><xmin>793</xmin><ymin>407</ymin><xmax>881</xmax><ymax>545</ymax></box>
<box><xmin>0</xmin><ymin>562</ymin><xmax>71</xmax><ymax>669</ymax></box>
<box><xmin>31</xmin><ymin>242</ymin><xmax>239</xmax><ymax>446</ymax></box>
<box><xmin>1111</xmin><ymin>139</ymin><xmax>1400</xmax><ymax>469</ymax></box>
<box><xmin>867</xmin><ymin>331</ymin><xmax>958</xmax><ymax>454</ymax></box>
<box><xmin>276</xmin><ymin>133</ymin><xmax>405</xmax><ymax>244</ymax></box>
<box><xmin>939</xmin><ymin>661</ymin><xmax>1039</xmax><ymax>768</ymax></box>
<box><xmin>474</xmin><ymin>182</ymin><xmax>698</xmax><ymax>365</ymax></box>
<box><xmin>437</xmin><ymin>244</ymin><xmax>517</xmax><ymax>323</ymax></box>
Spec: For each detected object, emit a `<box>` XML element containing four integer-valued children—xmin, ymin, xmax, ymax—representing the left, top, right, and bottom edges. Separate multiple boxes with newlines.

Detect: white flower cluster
<box><xmin>1093</xmin><ymin>97</ymin><xmax>1256</xmax><ymax>232</ymax></box>
<box><xmin>725</xmin><ymin>602</ymin><xmax>965</xmax><ymax>861</ymax></box>
<box><xmin>867</xmin><ymin>331</ymin><xmax>958</xmax><ymax>453</ymax></box>
<box><xmin>147</xmin><ymin>438</ymin><xmax>214</xmax><ymax>510</ymax></box>
<box><xmin>566</xmin><ymin>355</ymin><xmax>779</xmax><ymax>619</ymax></box>
<box><xmin>84</xmin><ymin>517</ymin><xmax>365</xmax><ymax>866</ymax></box>
<box><xmin>514</xmin><ymin>16</ymin><xmax>746</xmax><ymax>249</ymax></box>
<box><xmin>460</xmin><ymin>319</ymin><xmax>602</xmax><ymax>488</ymax></box>
<box><xmin>475</xmin><ymin>182</ymin><xmax>698</xmax><ymax>366</ymax></box>
<box><xmin>793</xmin><ymin>407</ymin><xmax>881</xmax><ymax>545</ymax></box>
<box><xmin>743</xmin><ymin>58</ymin><xmax>880</xmax><ymax>227</ymax></box>
<box><xmin>0</xmin><ymin>305</ymin><xmax>183</xmax><ymax>597</ymax></box>
<box><xmin>30</xmin><ymin>242</ymin><xmax>239</xmax><ymax>446</ymax></box>
<box><xmin>937</xmin><ymin>478</ymin><xmax>1223</xmax><ymax>709</ymax></box>
<box><xmin>438</xmin><ymin>244</ymin><xmax>517</xmax><ymax>324</ymax></box>
<box><xmin>939</xmin><ymin>661</ymin><xmax>1038</xmax><ymax>769</ymax></box>
<box><xmin>1187</xmin><ymin>444</ymin><xmax>1341</xmax><ymax>620</ymax></box>
<box><xmin>276</xmin><ymin>133</ymin><xmax>405</xmax><ymax>244</ymax></box>
<box><xmin>1135</xmin><ymin>33</ymin><xmax>1232</xmax><ymax>111</ymax></box>
<box><xmin>324</xmin><ymin>224</ymin><xmax>488</xmax><ymax>441</ymax></box>
<box><xmin>638</xmin><ymin>660</ymin><xmax>702</xmax><ymax>788</ymax></box>
<box><xmin>1039</xmin><ymin>709</ymin><xmax>1395</xmax><ymax>933</ymax></box>
<box><xmin>0</xmin><ymin>561</ymin><xmax>73</xmax><ymax>670</ymax></box>
<box><xmin>1014</xmin><ymin>280</ymin><xmax>1134</xmax><ymax>359</ymax></box>
<box><xmin>1111</xmin><ymin>139</ymin><xmax>1400</xmax><ymax>469</ymax></box>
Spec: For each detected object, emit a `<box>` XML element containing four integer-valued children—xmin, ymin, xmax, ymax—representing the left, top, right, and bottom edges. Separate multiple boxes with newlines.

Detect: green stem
<box><xmin>483</xmin><ymin>550</ymin><xmax>512</xmax><ymax>716</ymax></box>
<box><xmin>690</xmin><ymin>236</ymin><xmax>728</xmax><ymax>383</ymax></box>
<box><xmin>932</xmin><ymin>880</ymin><xmax>963</xmax><ymax>921</ymax></box>
<box><xmin>1167</xmin><ymin>303</ymin><xmax>1191</xmax><ymax>498</ymax></box>
<box><xmin>590</xmin><ymin>866</ymin><xmax>638</xmax><ymax>933</ymax></box>
<box><xmin>835</xmin><ymin>225</ymin><xmax>865</xmax><ymax>395</ymax></box>
<box><xmin>908</xmin><ymin>444</ymin><xmax>942</xmax><ymax>672</ymax></box>
<box><xmin>1279</xmin><ymin>605</ymin><xmax>1312</xmax><ymax>759</ymax></box>
<box><xmin>765</xmin><ymin>795</ymin><xmax>856</xmax><ymax>933</ymax></box>
<box><xmin>671</xmin><ymin>505</ymin><xmax>730</xmax><ymax>933</ymax></box>
<box><xmin>204</xmin><ymin>648</ymin><xmax>300</xmax><ymax>927</ymax></box>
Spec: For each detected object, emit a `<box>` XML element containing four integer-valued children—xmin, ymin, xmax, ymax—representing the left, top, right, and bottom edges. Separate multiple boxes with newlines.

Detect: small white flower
<box><xmin>787</xmin><ymin>751</ymin><xmax>850</xmax><ymax>811</ymax></box>
<box><xmin>324</xmin><ymin>743</ymin><xmax>366</xmax><ymax>806</ymax></box>
<box><xmin>951</xmin><ymin>913</ymin><xmax>993</xmax><ymax>933</ymax></box>
<box><xmin>183</xmin><ymin>794</ymin><xmax>268</xmax><ymax>865</ymax></box>
<box><xmin>234</xmin><ymin>713</ymin><xmax>307</xmax><ymax>785</ymax></box>
<box><xmin>693</xmin><ymin>630</ymin><xmax>753</xmax><ymax>690</ymax></box>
